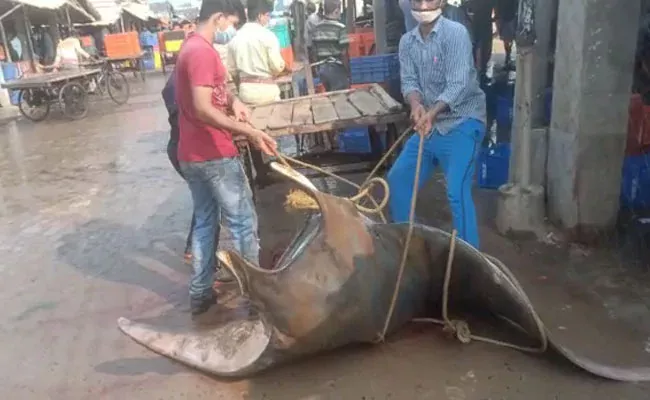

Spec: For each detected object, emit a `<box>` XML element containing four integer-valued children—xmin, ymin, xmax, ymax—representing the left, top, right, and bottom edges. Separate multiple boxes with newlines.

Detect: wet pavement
<box><xmin>1</xmin><ymin>73</ymin><xmax>650</xmax><ymax>399</ymax></box>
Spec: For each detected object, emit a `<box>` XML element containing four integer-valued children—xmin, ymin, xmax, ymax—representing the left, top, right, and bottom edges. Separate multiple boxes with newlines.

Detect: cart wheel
<box><xmin>106</xmin><ymin>71</ymin><xmax>130</xmax><ymax>105</ymax></box>
<box><xmin>58</xmin><ymin>81</ymin><xmax>88</xmax><ymax>120</ymax></box>
<box><xmin>18</xmin><ymin>89</ymin><xmax>51</xmax><ymax>122</ymax></box>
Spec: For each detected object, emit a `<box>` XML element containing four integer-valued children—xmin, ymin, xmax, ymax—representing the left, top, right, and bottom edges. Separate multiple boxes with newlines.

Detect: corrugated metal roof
<box><xmin>121</xmin><ymin>1</ymin><xmax>155</xmax><ymax>21</ymax></box>
<box><xmin>11</xmin><ymin>0</ymin><xmax>68</xmax><ymax>9</ymax></box>
<box><xmin>85</xmin><ymin>0</ymin><xmax>121</xmax><ymax>24</ymax></box>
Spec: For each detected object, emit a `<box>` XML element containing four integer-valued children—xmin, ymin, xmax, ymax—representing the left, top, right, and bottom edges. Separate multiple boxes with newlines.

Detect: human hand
<box><xmin>414</xmin><ymin>109</ymin><xmax>436</xmax><ymax>137</ymax></box>
<box><xmin>249</xmin><ymin>129</ymin><xmax>278</xmax><ymax>156</ymax></box>
<box><xmin>231</xmin><ymin>99</ymin><xmax>251</xmax><ymax>122</ymax></box>
<box><xmin>410</xmin><ymin>102</ymin><xmax>426</xmax><ymax>125</ymax></box>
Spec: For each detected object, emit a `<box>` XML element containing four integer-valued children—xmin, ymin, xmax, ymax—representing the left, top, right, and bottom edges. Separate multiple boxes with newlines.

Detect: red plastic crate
<box><xmin>104</xmin><ymin>32</ymin><xmax>141</xmax><ymax>58</ymax></box>
<box><xmin>626</xmin><ymin>94</ymin><xmax>650</xmax><ymax>156</ymax></box>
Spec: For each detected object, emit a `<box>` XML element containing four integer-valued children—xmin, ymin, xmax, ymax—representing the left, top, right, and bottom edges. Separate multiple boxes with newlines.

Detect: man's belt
<box><xmin>239</xmin><ymin>77</ymin><xmax>277</xmax><ymax>85</ymax></box>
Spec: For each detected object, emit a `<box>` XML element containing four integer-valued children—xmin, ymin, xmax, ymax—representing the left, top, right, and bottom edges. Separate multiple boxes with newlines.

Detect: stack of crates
<box><xmin>269</xmin><ymin>20</ymin><xmax>293</xmax><ymax>70</ymax></box>
<box><xmin>348</xmin><ymin>30</ymin><xmax>375</xmax><ymax>57</ymax></box>
<box><xmin>139</xmin><ymin>31</ymin><xmax>159</xmax><ymax>70</ymax></box>
<box><xmin>620</xmin><ymin>94</ymin><xmax>650</xmax><ymax>211</ymax></box>
<box><xmin>477</xmin><ymin>142</ymin><xmax>511</xmax><ymax>189</ymax></box>
<box><xmin>104</xmin><ymin>32</ymin><xmax>141</xmax><ymax>58</ymax></box>
<box><xmin>1</xmin><ymin>62</ymin><xmax>20</xmax><ymax>105</ymax></box>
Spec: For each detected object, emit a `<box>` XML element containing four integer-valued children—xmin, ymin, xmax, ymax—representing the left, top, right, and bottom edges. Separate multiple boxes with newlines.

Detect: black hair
<box><xmin>247</xmin><ymin>0</ymin><xmax>273</xmax><ymax>22</ymax></box>
<box><xmin>198</xmin><ymin>0</ymin><xmax>245</xmax><ymax>22</ymax></box>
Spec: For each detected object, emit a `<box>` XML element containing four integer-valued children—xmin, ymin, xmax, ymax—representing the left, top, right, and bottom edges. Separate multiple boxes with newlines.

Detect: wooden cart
<box><xmin>240</xmin><ymin>83</ymin><xmax>407</xmax><ymax>201</ymax></box>
<box><xmin>1</xmin><ymin>64</ymin><xmax>130</xmax><ymax>122</ymax></box>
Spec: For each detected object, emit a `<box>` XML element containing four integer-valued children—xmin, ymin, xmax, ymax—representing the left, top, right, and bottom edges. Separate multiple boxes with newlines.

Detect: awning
<box><xmin>121</xmin><ymin>2</ymin><xmax>156</xmax><ymax>22</ymax></box>
<box><xmin>0</xmin><ymin>0</ymin><xmax>96</xmax><ymax>24</ymax></box>
<box><xmin>81</xmin><ymin>0</ymin><xmax>121</xmax><ymax>25</ymax></box>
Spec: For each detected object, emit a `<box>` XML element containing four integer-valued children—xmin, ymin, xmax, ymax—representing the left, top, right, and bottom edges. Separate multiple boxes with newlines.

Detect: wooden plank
<box><xmin>264</xmin><ymin>112</ymin><xmax>408</xmax><ymax>138</ymax></box>
<box><xmin>311</xmin><ymin>97</ymin><xmax>338</xmax><ymax>125</ymax></box>
<box><xmin>291</xmin><ymin>99</ymin><xmax>312</xmax><ymax>126</ymax></box>
<box><xmin>253</xmin><ymin>86</ymin><xmax>357</xmax><ymax>106</ymax></box>
<box><xmin>369</xmin><ymin>83</ymin><xmax>402</xmax><ymax>112</ymax></box>
<box><xmin>347</xmin><ymin>90</ymin><xmax>389</xmax><ymax>116</ymax></box>
<box><xmin>267</xmin><ymin>102</ymin><xmax>294</xmax><ymax>130</ymax></box>
<box><xmin>249</xmin><ymin>104</ymin><xmax>275</xmax><ymax>130</ymax></box>
<box><xmin>331</xmin><ymin>94</ymin><xmax>361</xmax><ymax>120</ymax></box>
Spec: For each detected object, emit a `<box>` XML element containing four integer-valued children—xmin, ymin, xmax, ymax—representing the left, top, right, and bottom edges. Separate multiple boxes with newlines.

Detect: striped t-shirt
<box><xmin>311</xmin><ymin>18</ymin><xmax>350</xmax><ymax>62</ymax></box>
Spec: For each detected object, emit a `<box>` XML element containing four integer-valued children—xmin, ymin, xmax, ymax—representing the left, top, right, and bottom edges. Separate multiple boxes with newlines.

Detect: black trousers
<box><xmin>167</xmin><ymin>138</ymin><xmax>194</xmax><ymax>254</ymax></box>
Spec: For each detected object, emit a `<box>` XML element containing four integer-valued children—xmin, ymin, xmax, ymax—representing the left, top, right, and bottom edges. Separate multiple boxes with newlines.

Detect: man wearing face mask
<box><xmin>386</xmin><ymin>0</ymin><xmax>486</xmax><ymax>249</ymax></box>
<box><xmin>227</xmin><ymin>0</ymin><xmax>289</xmax><ymax>185</ymax></box>
<box><xmin>227</xmin><ymin>0</ymin><xmax>288</xmax><ymax>104</ymax></box>
<box><xmin>175</xmin><ymin>0</ymin><xmax>279</xmax><ymax>316</ymax></box>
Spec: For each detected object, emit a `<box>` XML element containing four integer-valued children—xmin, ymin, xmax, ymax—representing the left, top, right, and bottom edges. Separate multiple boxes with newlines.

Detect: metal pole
<box><xmin>0</xmin><ymin>4</ymin><xmax>22</xmax><ymax>23</ymax></box>
<box><xmin>66</xmin><ymin>6</ymin><xmax>72</xmax><ymax>30</ymax></box>
<box><xmin>0</xmin><ymin>21</ymin><xmax>12</xmax><ymax>63</ymax></box>
<box><xmin>120</xmin><ymin>15</ymin><xmax>125</xmax><ymax>32</ymax></box>
<box><xmin>22</xmin><ymin>6</ymin><xmax>37</xmax><ymax>71</ymax></box>
<box><xmin>373</xmin><ymin>0</ymin><xmax>387</xmax><ymax>53</ymax></box>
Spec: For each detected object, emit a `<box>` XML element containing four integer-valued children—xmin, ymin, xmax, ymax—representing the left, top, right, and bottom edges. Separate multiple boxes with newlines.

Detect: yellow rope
<box><xmin>266</xmin><ymin>126</ymin><xmax>548</xmax><ymax>353</ymax></box>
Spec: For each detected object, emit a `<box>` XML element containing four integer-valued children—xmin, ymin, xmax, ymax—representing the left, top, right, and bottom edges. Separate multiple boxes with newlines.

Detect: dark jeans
<box><xmin>319</xmin><ymin>62</ymin><xmax>350</xmax><ymax>91</ymax></box>
<box><xmin>167</xmin><ymin>139</ymin><xmax>194</xmax><ymax>254</ymax></box>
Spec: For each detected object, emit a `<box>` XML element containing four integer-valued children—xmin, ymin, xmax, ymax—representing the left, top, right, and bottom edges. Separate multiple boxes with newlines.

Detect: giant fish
<box><xmin>118</xmin><ymin>162</ymin><xmax>650</xmax><ymax>382</ymax></box>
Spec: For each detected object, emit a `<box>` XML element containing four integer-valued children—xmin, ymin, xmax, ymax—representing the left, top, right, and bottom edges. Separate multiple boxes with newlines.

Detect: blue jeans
<box><xmin>180</xmin><ymin>157</ymin><xmax>260</xmax><ymax>300</ymax></box>
<box><xmin>387</xmin><ymin>119</ymin><xmax>485</xmax><ymax>249</ymax></box>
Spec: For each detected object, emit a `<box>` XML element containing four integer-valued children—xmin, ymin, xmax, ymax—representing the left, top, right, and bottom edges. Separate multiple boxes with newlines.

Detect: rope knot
<box><xmin>443</xmin><ymin>319</ymin><xmax>472</xmax><ymax>344</ymax></box>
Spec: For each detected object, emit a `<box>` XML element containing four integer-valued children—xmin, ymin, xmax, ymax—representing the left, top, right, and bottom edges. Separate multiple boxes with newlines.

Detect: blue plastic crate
<box><xmin>337</xmin><ymin>127</ymin><xmax>371</xmax><ymax>153</ymax></box>
<box><xmin>297</xmin><ymin>77</ymin><xmax>321</xmax><ymax>96</ymax></box>
<box><xmin>142</xmin><ymin>56</ymin><xmax>155</xmax><ymax>70</ymax></box>
<box><xmin>620</xmin><ymin>154</ymin><xmax>650</xmax><ymax>210</ymax></box>
<box><xmin>9</xmin><ymin>90</ymin><xmax>19</xmax><ymax>105</ymax></box>
<box><xmin>139</xmin><ymin>32</ymin><xmax>158</xmax><ymax>47</ymax></box>
<box><xmin>477</xmin><ymin>143</ymin><xmax>511</xmax><ymax>189</ymax></box>
<box><xmin>350</xmin><ymin>54</ymin><xmax>399</xmax><ymax>84</ymax></box>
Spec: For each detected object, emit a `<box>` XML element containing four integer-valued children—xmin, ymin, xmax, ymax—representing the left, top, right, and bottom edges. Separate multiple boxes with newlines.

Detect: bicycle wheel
<box><xmin>58</xmin><ymin>81</ymin><xmax>88</xmax><ymax>120</ymax></box>
<box><xmin>18</xmin><ymin>89</ymin><xmax>51</xmax><ymax>122</ymax></box>
<box><xmin>106</xmin><ymin>71</ymin><xmax>130</xmax><ymax>105</ymax></box>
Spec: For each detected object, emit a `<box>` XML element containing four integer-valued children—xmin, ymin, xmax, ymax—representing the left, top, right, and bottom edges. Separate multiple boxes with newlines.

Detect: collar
<box><xmin>409</xmin><ymin>16</ymin><xmax>445</xmax><ymax>43</ymax></box>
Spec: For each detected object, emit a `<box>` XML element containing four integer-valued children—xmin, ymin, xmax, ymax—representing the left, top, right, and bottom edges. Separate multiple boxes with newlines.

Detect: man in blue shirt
<box><xmin>387</xmin><ymin>0</ymin><xmax>486</xmax><ymax>249</ymax></box>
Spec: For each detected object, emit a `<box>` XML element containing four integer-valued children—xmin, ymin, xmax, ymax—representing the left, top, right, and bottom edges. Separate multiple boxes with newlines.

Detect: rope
<box><xmin>259</xmin><ymin>124</ymin><xmax>548</xmax><ymax>353</ymax></box>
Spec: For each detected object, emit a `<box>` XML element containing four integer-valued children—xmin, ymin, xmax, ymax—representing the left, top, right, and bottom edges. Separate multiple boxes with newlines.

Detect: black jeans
<box><xmin>319</xmin><ymin>62</ymin><xmax>350</xmax><ymax>91</ymax></box>
<box><xmin>167</xmin><ymin>138</ymin><xmax>194</xmax><ymax>254</ymax></box>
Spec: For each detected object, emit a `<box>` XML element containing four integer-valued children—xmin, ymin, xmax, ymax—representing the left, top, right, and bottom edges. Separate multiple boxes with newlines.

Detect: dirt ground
<box><xmin>1</xmin><ymin>74</ymin><xmax>650</xmax><ymax>400</ymax></box>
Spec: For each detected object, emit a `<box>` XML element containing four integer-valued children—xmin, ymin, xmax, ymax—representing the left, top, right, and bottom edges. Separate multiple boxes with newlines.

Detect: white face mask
<box><xmin>411</xmin><ymin>9</ymin><xmax>442</xmax><ymax>24</ymax></box>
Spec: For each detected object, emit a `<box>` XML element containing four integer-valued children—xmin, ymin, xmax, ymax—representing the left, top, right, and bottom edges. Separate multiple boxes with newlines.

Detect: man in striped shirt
<box><xmin>311</xmin><ymin>0</ymin><xmax>350</xmax><ymax>91</ymax></box>
<box><xmin>387</xmin><ymin>0</ymin><xmax>486</xmax><ymax>249</ymax></box>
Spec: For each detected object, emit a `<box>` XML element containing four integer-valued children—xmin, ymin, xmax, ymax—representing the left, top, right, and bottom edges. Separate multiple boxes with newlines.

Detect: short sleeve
<box><xmin>186</xmin><ymin>46</ymin><xmax>219</xmax><ymax>88</ymax></box>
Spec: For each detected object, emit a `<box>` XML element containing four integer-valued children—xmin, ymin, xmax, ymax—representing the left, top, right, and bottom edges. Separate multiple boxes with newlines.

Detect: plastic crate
<box><xmin>496</xmin><ymin>93</ymin><xmax>513</xmax><ymax>129</ymax></box>
<box><xmin>269</xmin><ymin>22</ymin><xmax>291</xmax><ymax>49</ymax></box>
<box><xmin>280</xmin><ymin>46</ymin><xmax>294</xmax><ymax>70</ymax></box>
<box><xmin>140</xmin><ymin>31</ymin><xmax>158</xmax><ymax>47</ymax></box>
<box><xmin>105</xmin><ymin>32</ymin><xmax>141</xmax><ymax>58</ymax></box>
<box><xmin>620</xmin><ymin>153</ymin><xmax>650</xmax><ymax>210</ymax></box>
<box><xmin>350</xmin><ymin>54</ymin><xmax>399</xmax><ymax>84</ymax></box>
<box><xmin>337</xmin><ymin>127</ymin><xmax>372</xmax><ymax>153</ymax></box>
<box><xmin>142</xmin><ymin>56</ymin><xmax>155</xmax><ymax>70</ymax></box>
<box><xmin>477</xmin><ymin>143</ymin><xmax>511</xmax><ymax>189</ymax></box>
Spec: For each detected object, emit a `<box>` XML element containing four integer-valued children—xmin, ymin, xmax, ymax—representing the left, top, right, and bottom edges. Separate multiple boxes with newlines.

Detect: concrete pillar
<box><xmin>547</xmin><ymin>0</ymin><xmax>641</xmax><ymax>239</ymax></box>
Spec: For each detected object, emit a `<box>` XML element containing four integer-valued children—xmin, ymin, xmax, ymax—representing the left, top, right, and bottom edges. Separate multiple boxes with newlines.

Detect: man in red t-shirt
<box><xmin>176</xmin><ymin>0</ymin><xmax>278</xmax><ymax>315</ymax></box>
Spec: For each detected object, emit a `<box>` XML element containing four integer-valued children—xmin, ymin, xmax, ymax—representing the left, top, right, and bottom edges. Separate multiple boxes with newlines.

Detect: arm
<box><xmin>265</xmin><ymin>34</ymin><xmax>286</xmax><ymax>75</ymax></box>
<box><xmin>187</xmin><ymin>52</ymin><xmax>258</xmax><ymax>139</ymax></box>
<box><xmin>338</xmin><ymin>27</ymin><xmax>350</xmax><ymax>72</ymax></box>
<box><xmin>192</xmin><ymin>86</ymin><xmax>257</xmax><ymax>138</ymax></box>
<box><xmin>399</xmin><ymin>36</ymin><xmax>422</xmax><ymax>108</ymax></box>
<box><xmin>434</xmin><ymin>27</ymin><xmax>473</xmax><ymax>113</ymax></box>
<box><xmin>74</xmin><ymin>39</ymin><xmax>91</xmax><ymax>59</ymax></box>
